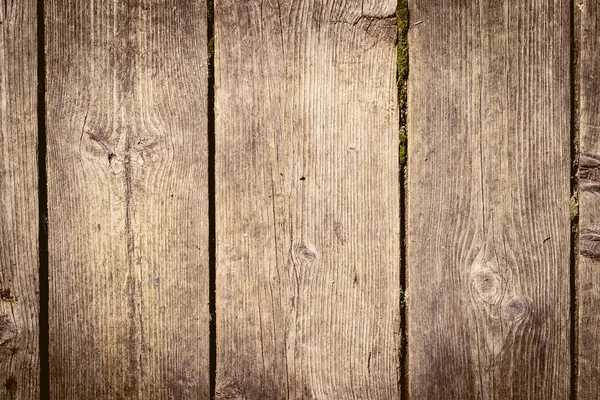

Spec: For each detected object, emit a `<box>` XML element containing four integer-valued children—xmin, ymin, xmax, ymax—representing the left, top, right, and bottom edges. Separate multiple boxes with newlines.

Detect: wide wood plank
<box><xmin>407</xmin><ymin>0</ymin><xmax>571</xmax><ymax>398</ymax></box>
<box><xmin>577</xmin><ymin>1</ymin><xmax>600</xmax><ymax>398</ymax></box>
<box><xmin>0</xmin><ymin>1</ymin><xmax>39</xmax><ymax>399</ymax></box>
<box><xmin>214</xmin><ymin>1</ymin><xmax>400</xmax><ymax>398</ymax></box>
<box><xmin>45</xmin><ymin>1</ymin><xmax>210</xmax><ymax>398</ymax></box>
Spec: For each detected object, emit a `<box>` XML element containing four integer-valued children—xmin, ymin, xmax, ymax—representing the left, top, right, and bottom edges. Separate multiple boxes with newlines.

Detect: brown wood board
<box><xmin>407</xmin><ymin>0</ymin><xmax>572</xmax><ymax>398</ymax></box>
<box><xmin>577</xmin><ymin>0</ymin><xmax>600</xmax><ymax>398</ymax></box>
<box><xmin>0</xmin><ymin>1</ymin><xmax>40</xmax><ymax>399</ymax></box>
<box><xmin>45</xmin><ymin>1</ymin><xmax>210</xmax><ymax>397</ymax></box>
<box><xmin>214</xmin><ymin>0</ymin><xmax>401</xmax><ymax>398</ymax></box>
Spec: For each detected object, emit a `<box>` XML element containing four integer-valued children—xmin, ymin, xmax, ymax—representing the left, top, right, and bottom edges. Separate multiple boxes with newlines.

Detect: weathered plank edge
<box><xmin>571</xmin><ymin>0</ymin><xmax>579</xmax><ymax>397</ymax></box>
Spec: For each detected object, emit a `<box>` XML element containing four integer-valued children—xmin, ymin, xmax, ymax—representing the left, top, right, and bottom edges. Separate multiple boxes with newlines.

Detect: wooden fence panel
<box><xmin>214</xmin><ymin>0</ymin><xmax>401</xmax><ymax>398</ymax></box>
<box><xmin>45</xmin><ymin>1</ymin><xmax>210</xmax><ymax>398</ymax></box>
<box><xmin>577</xmin><ymin>1</ymin><xmax>600</xmax><ymax>398</ymax></box>
<box><xmin>407</xmin><ymin>0</ymin><xmax>571</xmax><ymax>398</ymax></box>
<box><xmin>0</xmin><ymin>2</ymin><xmax>39</xmax><ymax>399</ymax></box>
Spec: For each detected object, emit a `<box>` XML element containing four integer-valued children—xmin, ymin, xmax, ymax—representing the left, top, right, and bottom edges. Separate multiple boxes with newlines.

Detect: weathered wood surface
<box><xmin>45</xmin><ymin>1</ymin><xmax>210</xmax><ymax>398</ymax></box>
<box><xmin>407</xmin><ymin>0</ymin><xmax>571</xmax><ymax>398</ymax></box>
<box><xmin>0</xmin><ymin>1</ymin><xmax>40</xmax><ymax>399</ymax></box>
<box><xmin>214</xmin><ymin>0</ymin><xmax>400</xmax><ymax>398</ymax></box>
<box><xmin>577</xmin><ymin>1</ymin><xmax>600</xmax><ymax>398</ymax></box>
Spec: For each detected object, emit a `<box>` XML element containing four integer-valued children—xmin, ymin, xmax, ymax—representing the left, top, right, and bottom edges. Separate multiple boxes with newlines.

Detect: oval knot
<box><xmin>471</xmin><ymin>269</ymin><xmax>502</xmax><ymax>304</ymax></box>
<box><xmin>502</xmin><ymin>297</ymin><xmax>528</xmax><ymax>322</ymax></box>
<box><xmin>297</xmin><ymin>244</ymin><xmax>318</xmax><ymax>262</ymax></box>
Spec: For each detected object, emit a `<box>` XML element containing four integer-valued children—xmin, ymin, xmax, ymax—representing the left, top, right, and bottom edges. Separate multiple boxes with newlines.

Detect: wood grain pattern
<box><xmin>0</xmin><ymin>1</ymin><xmax>39</xmax><ymax>399</ymax></box>
<box><xmin>577</xmin><ymin>1</ymin><xmax>600</xmax><ymax>398</ymax></box>
<box><xmin>214</xmin><ymin>0</ymin><xmax>400</xmax><ymax>398</ymax></box>
<box><xmin>407</xmin><ymin>0</ymin><xmax>571</xmax><ymax>398</ymax></box>
<box><xmin>45</xmin><ymin>1</ymin><xmax>209</xmax><ymax>398</ymax></box>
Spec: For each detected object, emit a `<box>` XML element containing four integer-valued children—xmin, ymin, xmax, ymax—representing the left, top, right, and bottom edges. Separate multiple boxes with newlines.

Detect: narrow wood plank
<box><xmin>0</xmin><ymin>1</ymin><xmax>39</xmax><ymax>399</ymax></box>
<box><xmin>215</xmin><ymin>1</ymin><xmax>400</xmax><ymax>398</ymax></box>
<box><xmin>407</xmin><ymin>0</ymin><xmax>571</xmax><ymax>398</ymax></box>
<box><xmin>577</xmin><ymin>1</ymin><xmax>600</xmax><ymax>398</ymax></box>
<box><xmin>46</xmin><ymin>1</ymin><xmax>210</xmax><ymax>398</ymax></box>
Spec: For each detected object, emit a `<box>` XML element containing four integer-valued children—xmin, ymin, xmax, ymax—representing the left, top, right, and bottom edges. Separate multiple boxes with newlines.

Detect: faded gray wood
<box><xmin>214</xmin><ymin>0</ymin><xmax>400</xmax><ymax>398</ymax></box>
<box><xmin>45</xmin><ymin>1</ymin><xmax>210</xmax><ymax>398</ymax></box>
<box><xmin>0</xmin><ymin>1</ymin><xmax>40</xmax><ymax>399</ymax></box>
<box><xmin>577</xmin><ymin>0</ymin><xmax>600</xmax><ymax>398</ymax></box>
<box><xmin>407</xmin><ymin>0</ymin><xmax>571</xmax><ymax>398</ymax></box>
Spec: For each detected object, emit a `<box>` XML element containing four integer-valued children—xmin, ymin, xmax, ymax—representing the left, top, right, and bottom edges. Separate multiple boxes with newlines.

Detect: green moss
<box><xmin>207</xmin><ymin>1</ymin><xmax>214</xmax><ymax>60</ymax></box>
<box><xmin>570</xmin><ymin>193</ymin><xmax>579</xmax><ymax>221</ymax></box>
<box><xmin>207</xmin><ymin>0</ymin><xmax>214</xmax><ymax>25</ymax></box>
<box><xmin>208</xmin><ymin>38</ymin><xmax>214</xmax><ymax>58</ymax></box>
<box><xmin>397</xmin><ymin>0</ymin><xmax>409</xmax><ymax>167</ymax></box>
<box><xmin>399</xmin><ymin>127</ymin><xmax>407</xmax><ymax>166</ymax></box>
<box><xmin>397</xmin><ymin>0</ymin><xmax>409</xmax><ymax>103</ymax></box>
<box><xmin>400</xmin><ymin>289</ymin><xmax>408</xmax><ymax>308</ymax></box>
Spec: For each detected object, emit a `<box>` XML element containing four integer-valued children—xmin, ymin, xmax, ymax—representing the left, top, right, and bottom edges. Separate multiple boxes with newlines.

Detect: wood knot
<box><xmin>580</xmin><ymin>232</ymin><xmax>600</xmax><ymax>260</ymax></box>
<box><xmin>471</xmin><ymin>269</ymin><xmax>502</xmax><ymax>304</ymax></box>
<box><xmin>502</xmin><ymin>297</ymin><xmax>528</xmax><ymax>322</ymax></box>
<box><xmin>0</xmin><ymin>314</ymin><xmax>17</xmax><ymax>345</ymax></box>
<box><xmin>4</xmin><ymin>376</ymin><xmax>16</xmax><ymax>395</ymax></box>
<box><xmin>297</xmin><ymin>244</ymin><xmax>318</xmax><ymax>262</ymax></box>
<box><xmin>579</xmin><ymin>154</ymin><xmax>600</xmax><ymax>181</ymax></box>
<box><xmin>578</xmin><ymin>154</ymin><xmax>600</xmax><ymax>192</ymax></box>
<box><xmin>0</xmin><ymin>288</ymin><xmax>15</xmax><ymax>302</ymax></box>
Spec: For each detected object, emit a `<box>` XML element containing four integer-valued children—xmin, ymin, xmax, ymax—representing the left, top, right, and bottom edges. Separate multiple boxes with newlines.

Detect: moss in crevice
<box><xmin>207</xmin><ymin>0</ymin><xmax>214</xmax><ymax>27</ymax></box>
<box><xmin>400</xmin><ymin>288</ymin><xmax>408</xmax><ymax>308</ymax></box>
<box><xmin>397</xmin><ymin>0</ymin><xmax>409</xmax><ymax>167</ymax></box>
<box><xmin>207</xmin><ymin>0</ymin><xmax>214</xmax><ymax>56</ymax></box>
<box><xmin>570</xmin><ymin>192</ymin><xmax>579</xmax><ymax>222</ymax></box>
<box><xmin>208</xmin><ymin>38</ymin><xmax>214</xmax><ymax>58</ymax></box>
<box><xmin>399</xmin><ymin>127</ymin><xmax>407</xmax><ymax>166</ymax></box>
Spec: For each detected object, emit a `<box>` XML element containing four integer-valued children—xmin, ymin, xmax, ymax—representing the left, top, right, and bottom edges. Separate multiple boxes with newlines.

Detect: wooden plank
<box><xmin>214</xmin><ymin>0</ymin><xmax>400</xmax><ymax>398</ymax></box>
<box><xmin>45</xmin><ymin>1</ymin><xmax>210</xmax><ymax>398</ymax></box>
<box><xmin>0</xmin><ymin>1</ymin><xmax>39</xmax><ymax>399</ymax></box>
<box><xmin>407</xmin><ymin>0</ymin><xmax>571</xmax><ymax>398</ymax></box>
<box><xmin>577</xmin><ymin>1</ymin><xmax>600</xmax><ymax>398</ymax></box>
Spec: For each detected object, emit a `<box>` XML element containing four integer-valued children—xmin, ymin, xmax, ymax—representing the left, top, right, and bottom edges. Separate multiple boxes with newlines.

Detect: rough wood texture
<box><xmin>407</xmin><ymin>0</ymin><xmax>571</xmax><ymax>398</ymax></box>
<box><xmin>577</xmin><ymin>1</ymin><xmax>600</xmax><ymax>398</ymax></box>
<box><xmin>215</xmin><ymin>0</ymin><xmax>400</xmax><ymax>398</ymax></box>
<box><xmin>45</xmin><ymin>1</ymin><xmax>210</xmax><ymax>398</ymax></box>
<box><xmin>0</xmin><ymin>1</ymin><xmax>39</xmax><ymax>399</ymax></box>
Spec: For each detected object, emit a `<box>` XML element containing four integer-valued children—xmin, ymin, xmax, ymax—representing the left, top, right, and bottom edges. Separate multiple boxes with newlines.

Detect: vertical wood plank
<box><xmin>0</xmin><ymin>1</ymin><xmax>39</xmax><ymax>399</ymax></box>
<box><xmin>577</xmin><ymin>1</ymin><xmax>600</xmax><ymax>398</ymax></box>
<box><xmin>45</xmin><ymin>1</ymin><xmax>210</xmax><ymax>398</ymax></box>
<box><xmin>214</xmin><ymin>1</ymin><xmax>400</xmax><ymax>398</ymax></box>
<box><xmin>407</xmin><ymin>0</ymin><xmax>571</xmax><ymax>398</ymax></box>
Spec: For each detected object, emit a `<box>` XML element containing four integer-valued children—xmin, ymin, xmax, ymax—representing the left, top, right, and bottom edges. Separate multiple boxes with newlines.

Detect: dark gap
<box><xmin>569</xmin><ymin>0</ymin><xmax>579</xmax><ymax>398</ymax></box>
<box><xmin>397</xmin><ymin>1</ymin><xmax>409</xmax><ymax>399</ymax></box>
<box><xmin>36</xmin><ymin>0</ymin><xmax>49</xmax><ymax>398</ymax></box>
<box><xmin>207</xmin><ymin>0</ymin><xmax>216</xmax><ymax>399</ymax></box>
<box><xmin>399</xmin><ymin>145</ymin><xmax>407</xmax><ymax>400</ymax></box>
